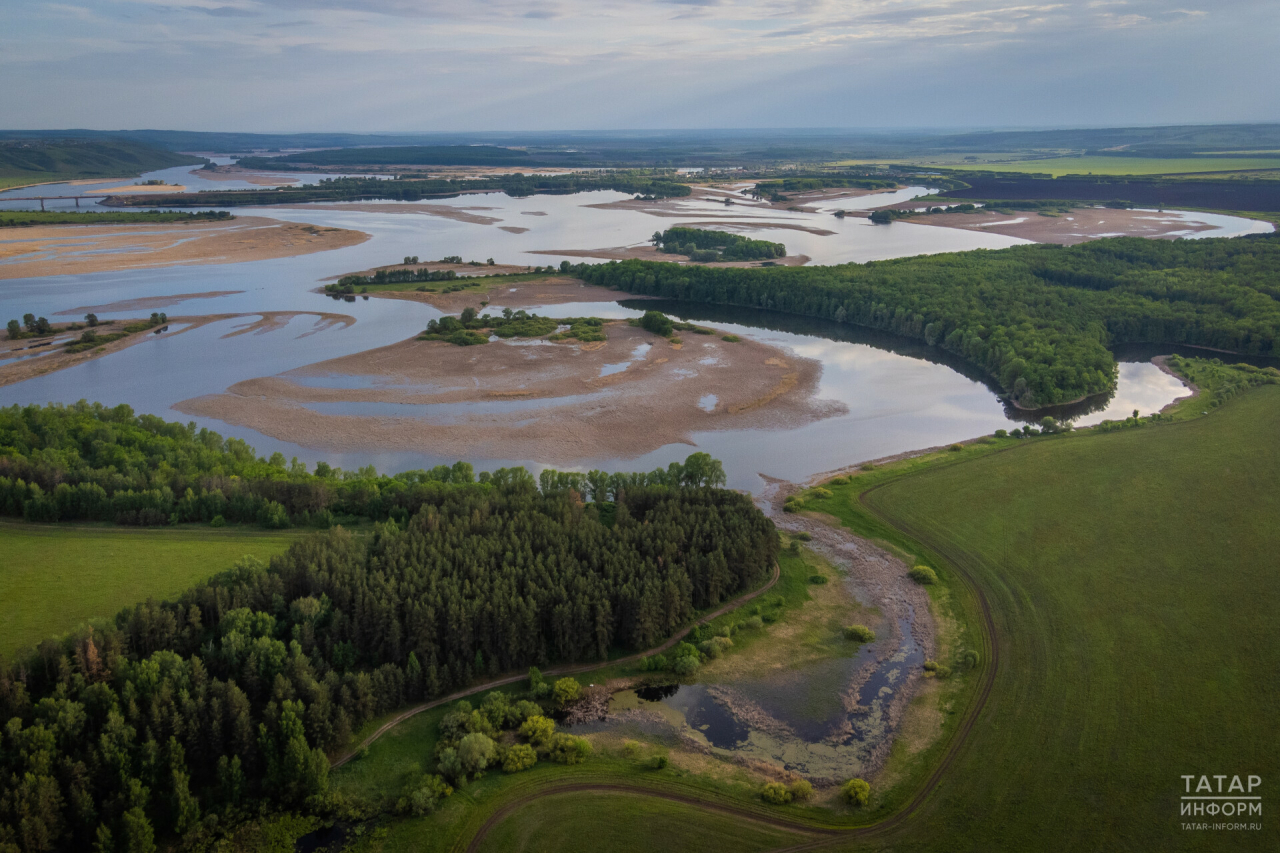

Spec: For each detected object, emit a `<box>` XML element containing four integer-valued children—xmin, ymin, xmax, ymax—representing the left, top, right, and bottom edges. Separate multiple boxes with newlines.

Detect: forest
<box><xmin>0</xmin><ymin>405</ymin><xmax>773</xmax><ymax>852</ymax></box>
<box><xmin>106</xmin><ymin>172</ymin><xmax>693</xmax><ymax>208</ymax></box>
<box><xmin>654</xmin><ymin>227</ymin><xmax>785</xmax><ymax>262</ymax></box>
<box><xmin>576</xmin><ymin>234</ymin><xmax>1280</xmax><ymax>408</ymax></box>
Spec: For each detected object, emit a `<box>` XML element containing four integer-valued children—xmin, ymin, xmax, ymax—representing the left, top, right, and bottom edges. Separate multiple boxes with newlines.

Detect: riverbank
<box><xmin>0</xmin><ymin>216</ymin><xmax>368</xmax><ymax>279</ymax></box>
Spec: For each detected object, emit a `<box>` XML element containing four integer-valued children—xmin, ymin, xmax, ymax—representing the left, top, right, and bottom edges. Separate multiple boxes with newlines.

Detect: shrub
<box><xmin>640</xmin><ymin>311</ymin><xmax>674</xmax><ymax>337</ymax></box>
<box><xmin>908</xmin><ymin>565</ymin><xmax>938</xmax><ymax>585</ymax></box>
<box><xmin>948</xmin><ymin>443</ymin><xmax>963</xmax><ymax>452</ymax></box>
<box><xmin>622</xmin><ymin>740</ymin><xmax>641</xmax><ymax>759</ymax></box>
<box><xmin>552</xmin><ymin>677</ymin><xmax>582</xmax><ymax>707</ymax></box>
<box><xmin>743</xmin><ymin>615</ymin><xmax>764</xmax><ymax>630</ymax></box>
<box><xmin>401</xmin><ymin>775</ymin><xmax>453</xmax><ymax>816</ymax></box>
<box><xmin>792</xmin><ymin>531</ymin><xmax>812</xmax><ymax>541</ymax></box>
<box><xmin>788</xmin><ymin>780</ymin><xmax>814</xmax><ymax>802</ymax></box>
<box><xmin>844</xmin><ymin>624</ymin><xmax>876</xmax><ymax>643</ymax></box>
<box><xmin>652</xmin><ymin>755</ymin><xmax>669</xmax><ymax>770</ymax></box>
<box><xmin>501</xmin><ymin>743</ymin><xmax>537</xmax><ymax>772</ymax></box>
<box><xmin>672</xmin><ymin>654</ymin><xmax>700</xmax><ymax>676</ymax></box>
<box><xmin>809</xmin><ymin>487</ymin><xmax>833</xmax><ymax>499</ymax></box>
<box><xmin>961</xmin><ymin>649</ymin><xmax>980</xmax><ymax>669</ymax></box>
<box><xmin>841</xmin><ymin>778</ymin><xmax>870</xmax><ymax>806</ymax></box>
<box><xmin>547</xmin><ymin>733</ymin><xmax>592</xmax><ymax>765</ymax></box>
<box><xmin>994</xmin><ymin>429</ymin><xmax>1008</xmax><ymax>438</ymax></box>
<box><xmin>721</xmin><ymin>334</ymin><xmax>741</xmax><ymax>342</ymax></box>
<box><xmin>209</xmin><ymin>514</ymin><xmax>226</xmax><ymax>528</ymax></box>
<box><xmin>698</xmin><ymin>636</ymin><xmax>733</xmax><ymax>660</ymax></box>
<box><xmin>923</xmin><ymin>660</ymin><xmax>952</xmax><ymax>678</ymax></box>
<box><xmin>808</xmin><ymin>574</ymin><xmax>827</xmax><ymax>585</ymax></box>
<box><xmin>519</xmin><ymin>715</ymin><xmax>556</xmax><ymax>747</ymax></box>
<box><xmin>761</xmin><ymin>783</ymin><xmax>793</xmax><ymax>805</ymax></box>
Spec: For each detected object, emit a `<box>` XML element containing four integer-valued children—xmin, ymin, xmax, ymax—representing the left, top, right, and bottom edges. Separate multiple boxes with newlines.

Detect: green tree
<box><xmin>519</xmin><ymin>715</ymin><xmax>556</xmax><ymax>747</ymax></box>
<box><xmin>841</xmin><ymin>777</ymin><xmax>871</xmax><ymax>806</ymax></box>
<box><xmin>639</xmin><ymin>311</ymin><xmax>674</xmax><ymax>337</ymax></box>
<box><xmin>502</xmin><ymin>743</ymin><xmax>538</xmax><ymax>772</ymax></box>
<box><xmin>456</xmin><ymin>732</ymin><xmax>496</xmax><ymax>777</ymax></box>
<box><xmin>552</xmin><ymin>677</ymin><xmax>582</xmax><ymax>707</ymax></box>
<box><xmin>119</xmin><ymin>807</ymin><xmax>156</xmax><ymax>853</ymax></box>
<box><xmin>7</xmin><ymin>319</ymin><xmax>22</xmax><ymax>339</ymax></box>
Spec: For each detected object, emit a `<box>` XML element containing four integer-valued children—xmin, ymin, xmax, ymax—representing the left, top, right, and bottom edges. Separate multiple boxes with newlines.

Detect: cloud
<box><xmin>200</xmin><ymin>5</ymin><xmax>260</xmax><ymax>16</ymax></box>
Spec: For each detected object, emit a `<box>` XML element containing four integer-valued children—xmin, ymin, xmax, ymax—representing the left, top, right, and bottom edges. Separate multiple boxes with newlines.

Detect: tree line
<box><xmin>654</xmin><ymin>227</ymin><xmax>785</xmax><ymax>262</ymax></box>
<box><xmin>572</xmin><ymin>234</ymin><xmax>1280</xmax><ymax>408</ymax></box>
<box><xmin>107</xmin><ymin>172</ymin><xmax>693</xmax><ymax>208</ymax></box>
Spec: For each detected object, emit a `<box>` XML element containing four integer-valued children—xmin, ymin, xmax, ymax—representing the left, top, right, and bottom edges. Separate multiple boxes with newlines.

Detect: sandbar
<box><xmin>191</xmin><ymin>165</ymin><xmax>299</xmax><ymax>186</ymax></box>
<box><xmin>365</xmin><ymin>277</ymin><xmax>651</xmax><ymax>312</ymax></box>
<box><xmin>286</xmin><ymin>202</ymin><xmax>503</xmax><ymax>225</ymax></box>
<box><xmin>84</xmin><ymin>184</ymin><xmax>187</xmax><ymax>195</ymax></box>
<box><xmin>870</xmin><ymin>204</ymin><xmax>1219</xmax><ymax>245</ymax></box>
<box><xmin>529</xmin><ymin>244</ymin><xmax>810</xmax><ymax>267</ymax></box>
<box><xmin>0</xmin><ymin>216</ymin><xmax>368</xmax><ymax>279</ymax></box>
<box><xmin>55</xmin><ymin>291</ymin><xmax>244</xmax><ymax>316</ymax></box>
<box><xmin>0</xmin><ymin>311</ymin><xmax>353</xmax><ymax>389</ymax></box>
<box><xmin>177</xmin><ymin>323</ymin><xmax>844</xmax><ymax>463</ymax></box>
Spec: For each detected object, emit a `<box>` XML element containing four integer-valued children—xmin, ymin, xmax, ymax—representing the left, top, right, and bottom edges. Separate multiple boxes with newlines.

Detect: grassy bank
<box><xmin>0</xmin><ymin>521</ymin><xmax>300</xmax><ymax>655</ymax></box>
<box><xmin>830</xmin><ymin>384</ymin><xmax>1279</xmax><ymax>850</ymax></box>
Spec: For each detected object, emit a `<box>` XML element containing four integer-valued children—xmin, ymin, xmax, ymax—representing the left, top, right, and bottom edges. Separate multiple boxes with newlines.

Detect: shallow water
<box><xmin>1</xmin><ymin>166</ymin><xmax>1260</xmax><ymax>491</ymax></box>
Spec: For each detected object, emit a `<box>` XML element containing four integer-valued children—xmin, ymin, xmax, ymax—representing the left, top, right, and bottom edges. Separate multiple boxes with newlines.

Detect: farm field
<box><xmin>943</xmin><ymin>155</ymin><xmax>1280</xmax><ymax>177</ymax></box>
<box><xmin>0</xmin><ymin>521</ymin><xmax>301</xmax><ymax>654</ymax></box>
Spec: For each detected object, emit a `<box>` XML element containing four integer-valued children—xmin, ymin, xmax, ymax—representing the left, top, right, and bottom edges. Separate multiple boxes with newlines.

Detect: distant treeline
<box><xmin>574</xmin><ymin>234</ymin><xmax>1280</xmax><ymax>409</ymax></box>
<box><xmin>0</xmin><ymin>405</ymin><xmax>772</xmax><ymax>852</ymax></box>
<box><xmin>753</xmin><ymin>177</ymin><xmax>898</xmax><ymax>193</ymax></box>
<box><xmin>656</xmin><ymin>227</ymin><xmax>785</xmax><ymax>262</ymax></box>
<box><xmin>237</xmin><ymin>145</ymin><xmax>534</xmax><ymax>168</ymax></box>
<box><xmin>941</xmin><ymin>173</ymin><xmax>1280</xmax><ymax>212</ymax></box>
<box><xmin>106</xmin><ymin>172</ymin><xmax>693</xmax><ymax>207</ymax></box>
<box><xmin>0</xmin><ymin>210</ymin><xmax>231</xmax><ymax>228</ymax></box>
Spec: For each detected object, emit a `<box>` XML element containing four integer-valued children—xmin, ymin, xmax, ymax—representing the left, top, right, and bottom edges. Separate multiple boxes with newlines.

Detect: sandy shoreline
<box><xmin>191</xmin><ymin>165</ymin><xmax>299</xmax><ymax>186</ymax></box>
<box><xmin>0</xmin><ymin>216</ymin><xmax>368</xmax><ymax>279</ymax></box>
<box><xmin>366</xmin><ymin>277</ymin><xmax>649</xmax><ymax>312</ymax></box>
<box><xmin>527</xmin><ymin>244</ymin><xmax>811</xmax><ymax>267</ymax></box>
<box><xmin>869</xmin><ymin>203</ymin><xmax>1219</xmax><ymax>245</ymax></box>
<box><xmin>0</xmin><ymin>311</ymin><xmax>354</xmax><ymax>388</ymax></box>
<box><xmin>177</xmin><ymin>321</ymin><xmax>844</xmax><ymax>463</ymax></box>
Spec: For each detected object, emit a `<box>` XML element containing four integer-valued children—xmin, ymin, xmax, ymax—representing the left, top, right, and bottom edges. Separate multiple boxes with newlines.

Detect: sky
<box><xmin>2</xmin><ymin>0</ymin><xmax>1276</xmax><ymax>132</ymax></box>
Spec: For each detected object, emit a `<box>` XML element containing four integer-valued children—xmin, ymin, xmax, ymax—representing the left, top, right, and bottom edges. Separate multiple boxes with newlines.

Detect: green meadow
<box><xmin>0</xmin><ymin>522</ymin><xmax>300</xmax><ymax>655</ymax></box>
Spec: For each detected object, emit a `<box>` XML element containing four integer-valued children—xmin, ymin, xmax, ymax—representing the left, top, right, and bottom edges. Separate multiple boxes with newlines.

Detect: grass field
<box><xmin>830</xmin><ymin>384</ymin><xmax>1280</xmax><ymax>851</ymax></box>
<box><xmin>943</xmin><ymin>156</ymin><xmax>1280</xmax><ymax>177</ymax></box>
<box><xmin>473</xmin><ymin>790</ymin><xmax>808</xmax><ymax>853</ymax></box>
<box><xmin>0</xmin><ymin>521</ymin><xmax>300</xmax><ymax>655</ymax></box>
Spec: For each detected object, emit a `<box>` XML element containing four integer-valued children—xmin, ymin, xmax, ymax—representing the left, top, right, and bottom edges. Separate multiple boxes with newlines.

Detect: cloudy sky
<box><xmin>2</xmin><ymin>0</ymin><xmax>1275</xmax><ymax>131</ymax></box>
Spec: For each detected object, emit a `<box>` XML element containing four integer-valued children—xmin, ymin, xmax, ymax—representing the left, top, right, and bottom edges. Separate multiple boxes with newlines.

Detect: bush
<box><xmin>639</xmin><ymin>311</ymin><xmax>674</xmax><ymax>337</ymax></box>
<box><xmin>721</xmin><ymin>334</ymin><xmax>740</xmax><ymax>342</ymax></box>
<box><xmin>519</xmin><ymin>715</ymin><xmax>556</xmax><ymax>747</ymax></box>
<box><xmin>808</xmin><ymin>574</ymin><xmax>827</xmax><ymax>584</ymax></box>
<box><xmin>844</xmin><ymin>624</ymin><xmax>876</xmax><ymax>643</ymax></box>
<box><xmin>923</xmin><ymin>660</ymin><xmax>952</xmax><ymax>678</ymax></box>
<box><xmin>403</xmin><ymin>775</ymin><xmax>452</xmax><ymax>816</ymax></box>
<box><xmin>622</xmin><ymin>740</ymin><xmax>641</xmax><ymax>759</ymax></box>
<box><xmin>672</xmin><ymin>654</ymin><xmax>700</xmax><ymax>676</ymax></box>
<box><xmin>761</xmin><ymin>782</ymin><xmax>793</xmax><ymax>805</ymax></box>
<box><xmin>743</xmin><ymin>615</ymin><xmax>764</xmax><ymax>630</ymax></box>
<box><xmin>948</xmin><ymin>443</ymin><xmax>963</xmax><ymax>452</ymax></box>
<box><xmin>792</xmin><ymin>531</ymin><xmax>813</xmax><ymax>541</ymax></box>
<box><xmin>547</xmin><ymin>733</ymin><xmax>592</xmax><ymax>765</ymax></box>
<box><xmin>809</xmin><ymin>487</ymin><xmax>833</xmax><ymax>499</ymax></box>
<box><xmin>698</xmin><ymin>636</ymin><xmax>733</xmax><ymax>660</ymax></box>
<box><xmin>552</xmin><ymin>677</ymin><xmax>582</xmax><ymax>707</ymax></box>
<box><xmin>209</xmin><ymin>514</ymin><xmax>226</xmax><ymax>528</ymax></box>
<box><xmin>908</xmin><ymin>565</ymin><xmax>938</xmax><ymax>585</ymax></box>
<box><xmin>961</xmin><ymin>649</ymin><xmax>980</xmax><ymax>669</ymax></box>
<box><xmin>788</xmin><ymin>780</ymin><xmax>814</xmax><ymax>802</ymax></box>
<box><xmin>501</xmin><ymin>743</ymin><xmax>537</xmax><ymax>772</ymax></box>
<box><xmin>652</xmin><ymin>755</ymin><xmax>669</xmax><ymax>770</ymax></box>
<box><xmin>841</xmin><ymin>778</ymin><xmax>870</xmax><ymax>806</ymax></box>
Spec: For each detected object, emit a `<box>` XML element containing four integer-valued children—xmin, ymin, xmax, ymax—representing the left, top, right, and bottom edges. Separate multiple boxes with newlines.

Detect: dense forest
<box><xmin>0</xmin><ymin>405</ymin><xmax>774</xmax><ymax>852</ymax></box>
<box><xmin>0</xmin><ymin>402</ymin><xmax>734</xmax><ymax>528</ymax></box>
<box><xmin>107</xmin><ymin>172</ymin><xmax>693</xmax><ymax>208</ymax></box>
<box><xmin>576</xmin><ymin>234</ymin><xmax>1280</xmax><ymax>408</ymax></box>
<box><xmin>654</xmin><ymin>227</ymin><xmax>785</xmax><ymax>262</ymax></box>
<box><xmin>236</xmin><ymin>146</ymin><xmax>533</xmax><ymax>168</ymax></box>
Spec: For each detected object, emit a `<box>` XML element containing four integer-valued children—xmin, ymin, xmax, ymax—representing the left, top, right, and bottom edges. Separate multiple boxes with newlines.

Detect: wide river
<box><xmin>1</xmin><ymin>164</ymin><xmax>1270</xmax><ymax>491</ymax></box>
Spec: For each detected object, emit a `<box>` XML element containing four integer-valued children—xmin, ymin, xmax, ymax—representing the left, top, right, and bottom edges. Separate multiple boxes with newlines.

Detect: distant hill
<box><xmin>0</xmin><ymin>138</ymin><xmax>204</xmax><ymax>188</ymax></box>
<box><xmin>238</xmin><ymin>145</ymin><xmax>545</xmax><ymax>169</ymax></box>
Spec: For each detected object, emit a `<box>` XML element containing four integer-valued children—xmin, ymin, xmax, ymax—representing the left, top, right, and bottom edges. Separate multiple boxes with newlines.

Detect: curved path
<box><xmin>460</xmin><ymin>482</ymin><xmax>1002</xmax><ymax>852</ymax></box>
<box><xmin>331</xmin><ymin>560</ymin><xmax>780</xmax><ymax>769</ymax></box>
